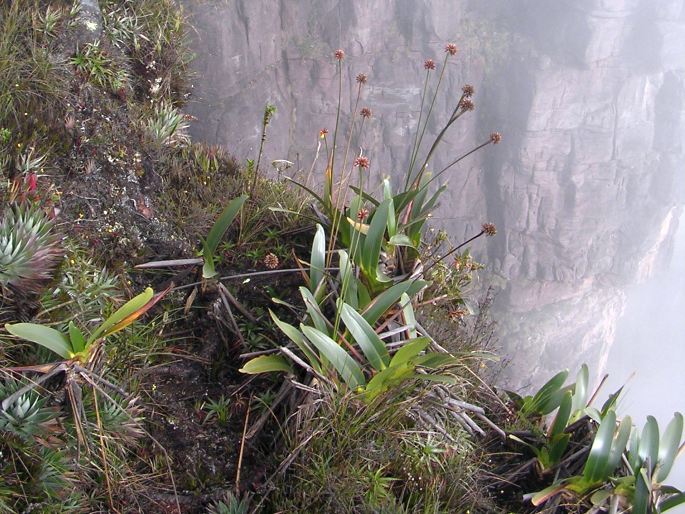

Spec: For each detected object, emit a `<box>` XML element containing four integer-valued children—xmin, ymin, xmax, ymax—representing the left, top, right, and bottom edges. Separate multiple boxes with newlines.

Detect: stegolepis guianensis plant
<box><xmin>287</xmin><ymin>45</ymin><xmax>501</xmax><ymax>296</ymax></box>
<box><xmin>507</xmin><ymin>366</ymin><xmax>685</xmax><ymax>512</ymax></box>
<box><xmin>239</xmin><ymin>223</ymin><xmax>456</xmax><ymax>401</ymax></box>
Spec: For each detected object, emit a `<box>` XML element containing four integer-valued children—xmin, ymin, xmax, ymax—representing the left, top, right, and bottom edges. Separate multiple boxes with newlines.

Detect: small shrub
<box><xmin>71</xmin><ymin>41</ymin><xmax>128</xmax><ymax>92</ymax></box>
<box><xmin>0</xmin><ymin>204</ymin><xmax>62</xmax><ymax>297</ymax></box>
<box><xmin>143</xmin><ymin>101</ymin><xmax>189</xmax><ymax>147</ymax></box>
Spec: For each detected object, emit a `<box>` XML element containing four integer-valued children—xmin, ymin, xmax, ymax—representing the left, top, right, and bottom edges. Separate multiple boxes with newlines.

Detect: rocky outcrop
<box><xmin>183</xmin><ymin>0</ymin><xmax>685</xmax><ymax>389</ymax></box>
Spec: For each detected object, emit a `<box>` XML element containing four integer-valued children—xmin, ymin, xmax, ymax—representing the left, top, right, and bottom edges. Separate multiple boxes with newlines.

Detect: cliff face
<box><xmin>183</xmin><ymin>0</ymin><xmax>685</xmax><ymax>389</ymax></box>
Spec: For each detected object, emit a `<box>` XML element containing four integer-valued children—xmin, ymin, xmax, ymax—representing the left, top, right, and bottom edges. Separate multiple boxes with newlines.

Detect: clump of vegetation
<box><xmin>0</xmin><ymin>1</ymin><xmax>681</xmax><ymax>512</ymax></box>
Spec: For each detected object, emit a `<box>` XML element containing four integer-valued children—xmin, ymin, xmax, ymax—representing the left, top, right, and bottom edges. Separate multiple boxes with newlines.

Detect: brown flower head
<box><xmin>448</xmin><ymin>308</ymin><xmax>468</xmax><ymax>321</ymax></box>
<box><xmin>319</xmin><ymin>128</ymin><xmax>329</xmax><ymax>139</ymax></box>
<box><xmin>334</xmin><ymin>49</ymin><xmax>345</xmax><ymax>61</ymax></box>
<box><xmin>445</xmin><ymin>43</ymin><xmax>458</xmax><ymax>56</ymax></box>
<box><xmin>459</xmin><ymin>98</ymin><xmax>475</xmax><ymax>111</ymax></box>
<box><xmin>264</xmin><ymin>253</ymin><xmax>279</xmax><ymax>269</ymax></box>
<box><xmin>357</xmin><ymin>208</ymin><xmax>369</xmax><ymax>221</ymax></box>
<box><xmin>356</xmin><ymin>73</ymin><xmax>368</xmax><ymax>84</ymax></box>
<box><xmin>462</xmin><ymin>84</ymin><xmax>474</xmax><ymax>98</ymax></box>
<box><xmin>424</xmin><ymin>59</ymin><xmax>436</xmax><ymax>70</ymax></box>
<box><xmin>482</xmin><ymin>223</ymin><xmax>497</xmax><ymax>237</ymax></box>
<box><xmin>490</xmin><ymin>132</ymin><xmax>502</xmax><ymax>144</ymax></box>
<box><xmin>360</xmin><ymin>107</ymin><xmax>372</xmax><ymax>118</ymax></box>
<box><xmin>354</xmin><ymin>156</ymin><xmax>369</xmax><ymax>169</ymax></box>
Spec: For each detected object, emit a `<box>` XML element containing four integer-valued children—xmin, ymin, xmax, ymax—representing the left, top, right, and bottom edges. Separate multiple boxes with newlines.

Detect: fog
<box><xmin>183</xmin><ymin>0</ymin><xmax>685</xmax><ymax>495</ymax></box>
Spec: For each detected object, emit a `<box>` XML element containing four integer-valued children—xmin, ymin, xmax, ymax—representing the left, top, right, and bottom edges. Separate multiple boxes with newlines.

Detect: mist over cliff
<box><xmin>183</xmin><ymin>0</ymin><xmax>685</xmax><ymax>389</ymax></box>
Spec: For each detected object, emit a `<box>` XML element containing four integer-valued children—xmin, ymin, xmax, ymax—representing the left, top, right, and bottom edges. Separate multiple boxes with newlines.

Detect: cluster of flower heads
<box><xmin>323</xmin><ymin>44</ymin><xmax>502</xmax><ymax>177</ymax></box>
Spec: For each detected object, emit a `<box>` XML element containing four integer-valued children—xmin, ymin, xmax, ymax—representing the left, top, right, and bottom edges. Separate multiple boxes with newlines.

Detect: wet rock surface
<box><xmin>182</xmin><ymin>0</ymin><xmax>685</xmax><ymax>389</ymax></box>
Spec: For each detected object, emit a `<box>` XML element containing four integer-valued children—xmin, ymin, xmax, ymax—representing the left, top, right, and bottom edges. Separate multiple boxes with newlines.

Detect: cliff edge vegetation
<box><xmin>0</xmin><ymin>1</ymin><xmax>683</xmax><ymax>513</ymax></box>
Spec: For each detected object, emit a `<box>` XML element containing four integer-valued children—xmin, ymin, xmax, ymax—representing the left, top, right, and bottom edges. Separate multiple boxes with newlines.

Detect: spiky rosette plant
<box><xmin>0</xmin><ymin>204</ymin><xmax>62</xmax><ymax>298</ymax></box>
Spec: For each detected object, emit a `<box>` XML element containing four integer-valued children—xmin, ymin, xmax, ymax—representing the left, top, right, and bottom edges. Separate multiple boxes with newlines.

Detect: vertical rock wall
<box><xmin>183</xmin><ymin>0</ymin><xmax>685</xmax><ymax>389</ymax></box>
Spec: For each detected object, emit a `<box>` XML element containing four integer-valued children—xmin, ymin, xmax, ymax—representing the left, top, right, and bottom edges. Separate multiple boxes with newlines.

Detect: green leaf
<box><xmin>361</xmin><ymin>199</ymin><xmax>390</xmax><ymax>279</ymax></box>
<box><xmin>383</xmin><ymin>180</ymin><xmax>397</xmax><ymax>238</ymax></box>
<box><xmin>628</xmin><ymin>428</ymin><xmax>642</xmax><ymax>473</ymax></box>
<box><xmin>299</xmin><ymin>287</ymin><xmax>329</xmax><ymax>335</ymax></box>
<box><xmin>523</xmin><ymin>370</ymin><xmax>569</xmax><ymax>416</ymax></box>
<box><xmin>340</xmin><ymin>303</ymin><xmax>389</xmax><ymax>371</ymax></box>
<box><xmin>310</xmin><ymin>224</ymin><xmax>326</xmax><ymax>295</ymax></box>
<box><xmin>68</xmin><ymin>321</ymin><xmax>86</xmax><ymax>354</ymax></box>
<box><xmin>571</xmin><ymin>364</ymin><xmax>589</xmax><ymax>419</ymax></box>
<box><xmin>632</xmin><ymin>467</ymin><xmax>651</xmax><ymax>514</ymax></box>
<box><xmin>530</xmin><ymin>483</ymin><xmax>567</xmax><ymax>507</ymax></box>
<box><xmin>607</xmin><ymin>416</ymin><xmax>632</xmax><ymax>477</ymax></box>
<box><xmin>656</xmin><ymin>412</ymin><xmax>683</xmax><ymax>483</ymax></box>
<box><xmin>269</xmin><ymin>310</ymin><xmax>320</xmax><ymax>373</ymax></box>
<box><xmin>661</xmin><ymin>491</ymin><xmax>685</xmax><ymax>511</ymax></box>
<box><xmin>586</xmin><ymin>406</ymin><xmax>602</xmax><ymax>424</ymax></box>
<box><xmin>205</xmin><ymin>195</ymin><xmax>247</xmax><ymax>256</ymax></box>
<box><xmin>393</xmin><ymin>188</ymin><xmax>422</xmax><ymax>216</ymax></box>
<box><xmin>590</xmin><ymin>489</ymin><xmax>612</xmax><ymax>506</ymax></box>
<box><xmin>548</xmin><ymin>433</ymin><xmax>571</xmax><ymax>467</ymax></box>
<box><xmin>550</xmin><ymin>391</ymin><xmax>573</xmax><ymax>439</ymax></box>
<box><xmin>5</xmin><ymin>323</ymin><xmax>72</xmax><ymax>360</ymax></box>
<box><xmin>638</xmin><ymin>416</ymin><xmax>660</xmax><ymax>473</ymax></box>
<box><xmin>414</xmin><ymin>352</ymin><xmax>456</xmax><ymax>368</ymax></box>
<box><xmin>287</xmin><ymin>177</ymin><xmax>325</xmax><ymax>205</ymax></box>
<box><xmin>349</xmin><ymin>185</ymin><xmax>380</xmax><ymax>207</ymax></box>
<box><xmin>239</xmin><ymin>354</ymin><xmax>292</xmax><ymax>374</ymax></box>
<box><xmin>601</xmin><ymin>385</ymin><xmax>624</xmax><ymax>416</ymax></box>
<box><xmin>88</xmin><ymin>288</ymin><xmax>154</xmax><ymax>344</ymax></box>
<box><xmin>390</xmin><ymin>337</ymin><xmax>430</xmax><ymax>368</ymax></box>
<box><xmin>362</xmin><ymin>279</ymin><xmax>428</xmax><ymax>325</ymax></box>
<box><xmin>338</xmin><ymin>250</ymin><xmax>358</xmax><ymax>309</ymax></box>
<box><xmin>388</xmin><ymin>234</ymin><xmax>414</xmax><ymax>247</ymax></box>
<box><xmin>417</xmin><ymin>183</ymin><xmax>447</xmax><ymax>218</ymax></box>
<box><xmin>400</xmin><ymin>292</ymin><xmax>417</xmax><ymax>339</ymax></box>
<box><xmin>364</xmin><ymin>363</ymin><xmax>414</xmax><ymax>401</ymax></box>
<box><xmin>301</xmin><ymin>325</ymin><xmax>365</xmax><ymax>389</ymax></box>
<box><xmin>584</xmin><ymin>410</ymin><xmax>617</xmax><ymax>483</ymax></box>
<box><xmin>202</xmin><ymin>243</ymin><xmax>217</xmax><ymax>279</ymax></box>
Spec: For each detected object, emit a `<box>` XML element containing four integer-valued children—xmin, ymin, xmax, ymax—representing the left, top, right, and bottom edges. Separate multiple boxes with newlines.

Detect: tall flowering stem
<box><xmin>326</xmin><ymin>49</ymin><xmax>345</xmax><ymax>212</ymax></box>
<box><xmin>422</xmin><ymin>222</ymin><xmax>496</xmax><ymax>277</ymax></box>
<box><xmin>333</xmin><ymin>157</ymin><xmax>368</xmax><ymax>336</ymax></box>
<box><xmin>327</xmin><ymin>70</ymin><xmax>367</xmax><ymax>267</ymax></box>
<box><xmin>404</xmin><ymin>47</ymin><xmax>453</xmax><ymax>189</ymax></box>
<box><xmin>406</xmin><ymin>66</ymin><xmax>432</xmax><ymax>186</ymax></box>
<box><xmin>426</xmin><ymin>132</ymin><xmax>502</xmax><ymax>187</ymax></box>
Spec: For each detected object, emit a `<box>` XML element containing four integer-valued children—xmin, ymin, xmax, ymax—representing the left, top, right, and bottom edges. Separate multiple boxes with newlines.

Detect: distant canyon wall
<box><xmin>183</xmin><ymin>0</ymin><xmax>685</xmax><ymax>389</ymax></box>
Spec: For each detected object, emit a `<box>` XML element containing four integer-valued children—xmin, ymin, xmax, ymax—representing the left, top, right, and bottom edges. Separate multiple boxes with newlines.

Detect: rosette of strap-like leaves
<box><xmin>0</xmin><ymin>204</ymin><xmax>62</xmax><ymax>296</ymax></box>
